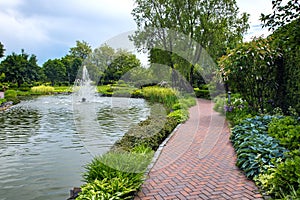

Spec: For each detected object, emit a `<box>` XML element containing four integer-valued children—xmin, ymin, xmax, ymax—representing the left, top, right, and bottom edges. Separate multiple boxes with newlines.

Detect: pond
<box><xmin>0</xmin><ymin>95</ymin><xmax>150</xmax><ymax>200</ymax></box>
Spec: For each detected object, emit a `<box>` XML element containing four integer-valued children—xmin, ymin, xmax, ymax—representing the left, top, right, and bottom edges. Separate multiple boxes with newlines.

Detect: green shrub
<box><xmin>213</xmin><ymin>94</ymin><xmax>252</xmax><ymax>125</ymax></box>
<box><xmin>194</xmin><ymin>88</ymin><xmax>210</xmax><ymax>99</ymax></box>
<box><xmin>80</xmin><ymin>149</ymin><xmax>154</xmax><ymax>199</ymax></box>
<box><xmin>268</xmin><ymin>116</ymin><xmax>300</xmax><ymax>151</ymax></box>
<box><xmin>130</xmin><ymin>89</ymin><xmax>143</xmax><ymax>98</ymax></box>
<box><xmin>4</xmin><ymin>90</ymin><xmax>20</xmax><ymax>104</ymax></box>
<box><xmin>168</xmin><ymin>109</ymin><xmax>189</xmax><ymax>123</ymax></box>
<box><xmin>31</xmin><ymin>85</ymin><xmax>54</xmax><ymax>94</ymax></box>
<box><xmin>141</xmin><ymin>86</ymin><xmax>179</xmax><ymax>111</ymax></box>
<box><xmin>213</xmin><ymin>95</ymin><xmax>226</xmax><ymax>115</ymax></box>
<box><xmin>255</xmin><ymin>150</ymin><xmax>300</xmax><ymax>198</ymax></box>
<box><xmin>113</xmin><ymin>113</ymin><xmax>178</xmax><ymax>152</ymax></box>
<box><xmin>178</xmin><ymin>97</ymin><xmax>196</xmax><ymax>108</ymax></box>
<box><xmin>231</xmin><ymin>116</ymin><xmax>288</xmax><ymax>178</ymax></box>
<box><xmin>0</xmin><ymin>98</ymin><xmax>7</xmax><ymax>105</ymax></box>
<box><xmin>83</xmin><ymin>152</ymin><xmax>152</xmax><ymax>182</ymax></box>
<box><xmin>78</xmin><ymin>177</ymin><xmax>141</xmax><ymax>200</ymax></box>
<box><xmin>4</xmin><ymin>90</ymin><xmax>17</xmax><ymax>99</ymax></box>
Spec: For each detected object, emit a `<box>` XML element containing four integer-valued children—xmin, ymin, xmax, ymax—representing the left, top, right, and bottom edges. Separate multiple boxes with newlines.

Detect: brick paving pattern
<box><xmin>135</xmin><ymin>99</ymin><xmax>263</xmax><ymax>200</ymax></box>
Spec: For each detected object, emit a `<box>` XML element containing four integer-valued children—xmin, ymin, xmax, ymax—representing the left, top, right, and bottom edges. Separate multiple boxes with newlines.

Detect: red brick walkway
<box><xmin>135</xmin><ymin>99</ymin><xmax>263</xmax><ymax>200</ymax></box>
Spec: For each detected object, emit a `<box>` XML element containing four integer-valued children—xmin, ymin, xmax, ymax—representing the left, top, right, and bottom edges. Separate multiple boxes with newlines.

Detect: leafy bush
<box><xmin>213</xmin><ymin>93</ymin><xmax>252</xmax><ymax>125</ymax></box>
<box><xmin>141</xmin><ymin>86</ymin><xmax>179</xmax><ymax>111</ymax></box>
<box><xmin>77</xmin><ymin>177</ymin><xmax>142</xmax><ymax>200</ymax></box>
<box><xmin>230</xmin><ymin>116</ymin><xmax>288</xmax><ymax>178</ymax></box>
<box><xmin>168</xmin><ymin>109</ymin><xmax>189</xmax><ymax>123</ymax></box>
<box><xmin>255</xmin><ymin>150</ymin><xmax>300</xmax><ymax>198</ymax></box>
<box><xmin>79</xmin><ymin>146</ymin><xmax>154</xmax><ymax>200</ymax></box>
<box><xmin>4</xmin><ymin>90</ymin><xmax>17</xmax><ymax>99</ymax></box>
<box><xmin>83</xmin><ymin>151</ymin><xmax>153</xmax><ymax>183</ymax></box>
<box><xmin>4</xmin><ymin>90</ymin><xmax>20</xmax><ymax>104</ymax></box>
<box><xmin>130</xmin><ymin>89</ymin><xmax>143</xmax><ymax>98</ymax></box>
<box><xmin>219</xmin><ymin>37</ymin><xmax>282</xmax><ymax>113</ymax></box>
<box><xmin>194</xmin><ymin>88</ymin><xmax>210</xmax><ymax>99</ymax></box>
<box><xmin>31</xmin><ymin>85</ymin><xmax>55</xmax><ymax>94</ymax></box>
<box><xmin>0</xmin><ymin>98</ymin><xmax>7</xmax><ymax>105</ymax></box>
<box><xmin>178</xmin><ymin>97</ymin><xmax>196</xmax><ymax>108</ymax></box>
<box><xmin>268</xmin><ymin>116</ymin><xmax>300</xmax><ymax>151</ymax></box>
<box><xmin>113</xmin><ymin>112</ymin><xmax>178</xmax><ymax>152</ymax></box>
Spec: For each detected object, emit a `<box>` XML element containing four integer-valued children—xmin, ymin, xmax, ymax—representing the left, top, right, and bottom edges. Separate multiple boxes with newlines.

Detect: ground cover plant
<box><xmin>230</xmin><ymin>114</ymin><xmax>300</xmax><ymax>198</ymax></box>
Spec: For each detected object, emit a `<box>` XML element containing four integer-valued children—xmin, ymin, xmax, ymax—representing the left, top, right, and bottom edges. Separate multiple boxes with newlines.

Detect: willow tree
<box><xmin>131</xmin><ymin>0</ymin><xmax>249</xmax><ymax>85</ymax></box>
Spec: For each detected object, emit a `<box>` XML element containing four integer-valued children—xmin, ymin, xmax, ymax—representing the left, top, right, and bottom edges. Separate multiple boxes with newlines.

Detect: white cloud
<box><xmin>0</xmin><ymin>0</ymin><xmax>136</xmax><ymax>64</ymax></box>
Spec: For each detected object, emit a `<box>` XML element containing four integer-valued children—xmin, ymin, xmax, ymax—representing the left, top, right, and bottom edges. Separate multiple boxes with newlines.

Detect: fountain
<box><xmin>73</xmin><ymin>66</ymin><xmax>97</xmax><ymax>102</ymax></box>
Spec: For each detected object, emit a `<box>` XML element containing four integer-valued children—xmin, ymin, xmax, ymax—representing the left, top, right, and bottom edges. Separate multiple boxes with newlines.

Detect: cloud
<box><xmin>0</xmin><ymin>0</ymin><xmax>136</xmax><ymax>65</ymax></box>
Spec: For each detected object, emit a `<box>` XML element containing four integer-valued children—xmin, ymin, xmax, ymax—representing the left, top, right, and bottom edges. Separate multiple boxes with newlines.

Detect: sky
<box><xmin>0</xmin><ymin>0</ymin><xmax>273</xmax><ymax>66</ymax></box>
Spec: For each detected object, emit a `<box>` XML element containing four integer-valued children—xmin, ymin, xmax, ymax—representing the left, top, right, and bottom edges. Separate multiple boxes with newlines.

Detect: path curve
<box><xmin>135</xmin><ymin>99</ymin><xmax>263</xmax><ymax>200</ymax></box>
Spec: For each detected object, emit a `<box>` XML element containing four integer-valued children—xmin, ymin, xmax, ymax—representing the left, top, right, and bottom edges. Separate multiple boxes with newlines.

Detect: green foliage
<box><xmin>4</xmin><ymin>89</ymin><xmax>19</xmax><ymax>104</ymax></box>
<box><xmin>141</xmin><ymin>86</ymin><xmax>179</xmax><ymax>111</ymax></box>
<box><xmin>0</xmin><ymin>50</ymin><xmax>40</xmax><ymax>87</ymax></box>
<box><xmin>69</xmin><ymin>40</ymin><xmax>92</xmax><ymax>60</ymax></box>
<box><xmin>219</xmin><ymin>37</ymin><xmax>282</xmax><ymax>113</ymax></box>
<box><xmin>168</xmin><ymin>109</ymin><xmax>189</xmax><ymax>123</ymax></box>
<box><xmin>80</xmin><ymin>146</ymin><xmax>154</xmax><ymax>200</ymax></box>
<box><xmin>271</xmin><ymin>18</ymin><xmax>300</xmax><ymax>114</ymax></box>
<box><xmin>113</xmin><ymin>107</ymin><xmax>178</xmax><ymax>152</ymax></box>
<box><xmin>61</xmin><ymin>55</ymin><xmax>82</xmax><ymax>84</ymax></box>
<box><xmin>0</xmin><ymin>98</ymin><xmax>7</xmax><ymax>105</ymax></box>
<box><xmin>260</xmin><ymin>0</ymin><xmax>300</xmax><ymax>31</ymax></box>
<box><xmin>97</xmin><ymin>84</ymin><xmax>137</xmax><ymax>97</ymax></box>
<box><xmin>231</xmin><ymin>115</ymin><xmax>300</xmax><ymax>198</ymax></box>
<box><xmin>131</xmin><ymin>0</ymin><xmax>249</xmax><ymax>88</ymax></box>
<box><xmin>83</xmin><ymin>152</ymin><xmax>152</xmax><ymax>183</ymax></box>
<box><xmin>43</xmin><ymin>59</ymin><xmax>66</xmax><ymax>86</ymax></box>
<box><xmin>230</xmin><ymin>116</ymin><xmax>287</xmax><ymax>178</ymax></box>
<box><xmin>102</xmin><ymin>52</ymin><xmax>141</xmax><ymax>84</ymax></box>
<box><xmin>255</xmin><ymin>151</ymin><xmax>300</xmax><ymax>198</ymax></box>
<box><xmin>268</xmin><ymin>116</ymin><xmax>300</xmax><ymax>151</ymax></box>
<box><xmin>4</xmin><ymin>90</ymin><xmax>17</xmax><ymax>99</ymax></box>
<box><xmin>53</xmin><ymin>86</ymin><xmax>73</xmax><ymax>93</ymax></box>
<box><xmin>194</xmin><ymin>88</ymin><xmax>210</xmax><ymax>99</ymax></box>
<box><xmin>131</xmin><ymin>0</ymin><xmax>249</xmax><ymax>62</ymax></box>
<box><xmin>213</xmin><ymin>94</ymin><xmax>252</xmax><ymax>125</ymax></box>
<box><xmin>77</xmin><ymin>177</ymin><xmax>141</xmax><ymax>200</ymax></box>
<box><xmin>31</xmin><ymin>85</ymin><xmax>55</xmax><ymax>94</ymax></box>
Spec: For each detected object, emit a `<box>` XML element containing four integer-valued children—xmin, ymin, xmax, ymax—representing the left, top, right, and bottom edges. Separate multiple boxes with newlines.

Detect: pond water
<box><xmin>0</xmin><ymin>95</ymin><xmax>150</xmax><ymax>200</ymax></box>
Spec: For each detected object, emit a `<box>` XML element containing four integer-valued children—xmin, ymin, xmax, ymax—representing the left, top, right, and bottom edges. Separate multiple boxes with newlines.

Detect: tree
<box><xmin>0</xmin><ymin>42</ymin><xmax>5</xmax><ymax>58</ymax></box>
<box><xmin>83</xmin><ymin>44</ymin><xmax>115</xmax><ymax>83</ymax></box>
<box><xmin>102</xmin><ymin>51</ymin><xmax>141</xmax><ymax>84</ymax></box>
<box><xmin>69</xmin><ymin>40</ymin><xmax>92</xmax><ymax>60</ymax></box>
<box><xmin>61</xmin><ymin>55</ymin><xmax>82</xmax><ymax>84</ymax></box>
<box><xmin>260</xmin><ymin>0</ymin><xmax>300</xmax><ymax>114</ymax></box>
<box><xmin>43</xmin><ymin>59</ymin><xmax>66</xmax><ymax>86</ymax></box>
<box><xmin>261</xmin><ymin>0</ymin><xmax>300</xmax><ymax>31</ymax></box>
<box><xmin>219</xmin><ymin>37</ymin><xmax>282</xmax><ymax>113</ymax></box>
<box><xmin>0</xmin><ymin>49</ymin><xmax>40</xmax><ymax>87</ymax></box>
<box><xmin>131</xmin><ymin>0</ymin><xmax>249</xmax><ymax>85</ymax></box>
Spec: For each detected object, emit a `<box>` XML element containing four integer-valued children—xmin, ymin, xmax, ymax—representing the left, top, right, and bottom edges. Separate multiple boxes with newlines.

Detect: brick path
<box><xmin>135</xmin><ymin>99</ymin><xmax>264</xmax><ymax>200</ymax></box>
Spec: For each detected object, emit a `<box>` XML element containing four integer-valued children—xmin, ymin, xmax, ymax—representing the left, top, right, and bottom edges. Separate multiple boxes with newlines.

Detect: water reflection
<box><xmin>0</xmin><ymin>95</ymin><xmax>149</xmax><ymax>200</ymax></box>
